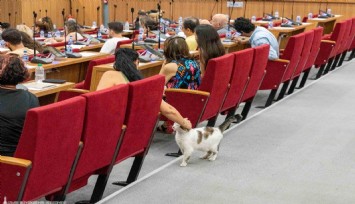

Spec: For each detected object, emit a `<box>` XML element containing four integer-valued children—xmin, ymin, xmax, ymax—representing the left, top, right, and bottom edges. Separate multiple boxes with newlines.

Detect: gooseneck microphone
<box><xmin>228</xmin><ymin>0</ymin><xmax>236</xmax><ymax>31</ymax></box>
<box><xmin>210</xmin><ymin>0</ymin><xmax>219</xmax><ymax>20</ymax></box>
<box><xmin>8</xmin><ymin>13</ymin><xmax>11</xmax><ymax>23</ymax></box>
<box><xmin>131</xmin><ymin>7</ymin><xmax>135</xmax><ymax>29</ymax></box>
<box><xmin>83</xmin><ymin>6</ymin><xmax>86</xmax><ymax>25</ymax></box>
<box><xmin>62</xmin><ymin>9</ymin><xmax>82</xmax><ymax>58</ymax></box>
<box><xmin>31</xmin><ymin>11</ymin><xmax>52</xmax><ymax>64</ymax></box>
<box><xmin>45</xmin><ymin>9</ymin><xmax>48</xmax><ymax>18</ymax></box>
<box><xmin>75</xmin><ymin>9</ymin><xmax>79</xmax><ymax>42</ymax></box>
<box><xmin>114</xmin><ymin>4</ymin><xmax>117</xmax><ymax>21</ymax></box>
<box><xmin>157</xmin><ymin>3</ymin><xmax>161</xmax><ymax>49</ymax></box>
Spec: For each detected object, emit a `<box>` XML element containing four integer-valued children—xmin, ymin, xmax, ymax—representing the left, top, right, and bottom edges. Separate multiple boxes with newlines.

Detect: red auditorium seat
<box><xmin>116</xmin><ymin>39</ymin><xmax>134</xmax><ymax>49</ymax></box>
<box><xmin>338</xmin><ymin>18</ymin><xmax>355</xmax><ymax>66</ymax></box>
<box><xmin>0</xmin><ymin>97</ymin><xmax>86</xmax><ymax>202</ymax></box>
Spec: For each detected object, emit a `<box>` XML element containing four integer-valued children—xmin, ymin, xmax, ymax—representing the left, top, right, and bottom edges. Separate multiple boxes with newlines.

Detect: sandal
<box><xmin>156</xmin><ymin>123</ymin><xmax>174</xmax><ymax>134</ymax></box>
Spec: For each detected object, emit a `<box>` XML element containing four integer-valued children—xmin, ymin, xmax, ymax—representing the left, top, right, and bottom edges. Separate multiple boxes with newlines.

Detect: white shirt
<box><xmin>100</xmin><ymin>37</ymin><xmax>130</xmax><ymax>54</ymax></box>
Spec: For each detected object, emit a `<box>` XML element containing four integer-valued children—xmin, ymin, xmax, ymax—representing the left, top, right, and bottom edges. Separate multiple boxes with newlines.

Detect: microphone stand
<box><xmin>83</xmin><ymin>6</ymin><xmax>86</xmax><ymax>25</ymax></box>
<box><xmin>210</xmin><ymin>0</ymin><xmax>218</xmax><ymax>20</ymax></box>
<box><xmin>31</xmin><ymin>11</ymin><xmax>52</xmax><ymax>64</ymax></box>
<box><xmin>157</xmin><ymin>3</ymin><xmax>161</xmax><ymax>49</ymax></box>
<box><xmin>291</xmin><ymin>0</ymin><xmax>295</xmax><ymax>20</ymax></box>
<box><xmin>15</xmin><ymin>12</ymin><xmax>17</xmax><ymax>26</ymax></box>
<box><xmin>39</xmin><ymin>10</ymin><xmax>42</xmax><ymax>18</ymax></box>
<box><xmin>171</xmin><ymin>0</ymin><xmax>174</xmax><ymax>20</ymax></box>
<box><xmin>8</xmin><ymin>13</ymin><xmax>11</xmax><ymax>23</ymax></box>
<box><xmin>97</xmin><ymin>6</ymin><xmax>100</xmax><ymax>26</ymax></box>
<box><xmin>62</xmin><ymin>9</ymin><xmax>82</xmax><ymax>58</ymax></box>
<box><xmin>131</xmin><ymin>8</ymin><xmax>135</xmax><ymax>29</ymax></box>
<box><xmin>126</xmin><ymin>3</ymin><xmax>129</xmax><ymax>22</ymax></box>
<box><xmin>76</xmin><ymin>9</ymin><xmax>79</xmax><ymax>42</ymax></box>
<box><xmin>45</xmin><ymin>10</ymin><xmax>48</xmax><ymax>18</ymax></box>
<box><xmin>271</xmin><ymin>0</ymin><xmax>274</xmax><ymax>17</ymax></box>
<box><xmin>228</xmin><ymin>0</ymin><xmax>236</xmax><ymax>31</ymax></box>
<box><xmin>243</xmin><ymin>0</ymin><xmax>247</xmax><ymax>18</ymax></box>
<box><xmin>114</xmin><ymin>4</ymin><xmax>117</xmax><ymax>21</ymax></box>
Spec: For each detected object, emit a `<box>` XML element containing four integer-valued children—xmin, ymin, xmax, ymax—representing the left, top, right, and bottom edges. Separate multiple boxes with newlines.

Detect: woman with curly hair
<box><xmin>0</xmin><ymin>55</ymin><xmax>39</xmax><ymax>156</ymax></box>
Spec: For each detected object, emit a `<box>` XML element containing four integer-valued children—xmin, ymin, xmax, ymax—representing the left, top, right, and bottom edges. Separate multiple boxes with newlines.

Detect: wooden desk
<box><xmin>90</xmin><ymin>60</ymin><xmax>164</xmax><ymax>91</ymax></box>
<box><xmin>26</xmin><ymin>52</ymin><xmax>109</xmax><ymax>83</ymax></box>
<box><xmin>56</xmin><ymin>43</ymin><xmax>105</xmax><ymax>52</ymax></box>
<box><xmin>308</xmin><ymin>15</ymin><xmax>342</xmax><ymax>34</ymax></box>
<box><xmin>269</xmin><ymin>23</ymin><xmax>315</xmax><ymax>49</ymax></box>
<box><xmin>253</xmin><ymin>19</ymin><xmax>283</xmax><ymax>27</ymax></box>
<box><xmin>221</xmin><ymin>37</ymin><xmax>250</xmax><ymax>53</ymax></box>
<box><xmin>25</xmin><ymin>82</ymin><xmax>75</xmax><ymax>105</ymax></box>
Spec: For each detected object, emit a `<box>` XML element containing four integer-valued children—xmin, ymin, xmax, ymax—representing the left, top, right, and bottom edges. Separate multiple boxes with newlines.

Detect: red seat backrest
<box><xmin>348</xmin><ymin>18</ymin><xmax>355</xmax><ymax>50</ymax></box>
<box><xmin>303</xmin><ymin>27</ymin><xmax>324</xmax><ymax>71</ymax></box>
<box><xmin>116</xmin><ymin>39</ymin><xmax>134</xmax><ymax>49</ymax></box>
<box><xmin>116</xmin><ymin>75</ymin><xmax>164</xmax><ymax>163</ymax></box>
<box><xmin>328</xmin><ymin>21</ymin><xmax>347</xmax><ymax>58</ymax></box>
<box><xmin>292</xmin><ymin>30</ymin><xmax>314</xmax><ymax>78</ymax></box>
<box><xmin>241</xmin><ymin>44</ymin><xmax>269</xmax><ymax>102</ymax></box>
<box><xmin>221</xmin><ymin>48</ymin><xmax>254</xmax><ymax>112</ymax></box>
<box><xmin>83</xmin><ymin>55</ymin><xmax>116</xmax><ymax>90</ymax></box>
<box><xmin>2</xmin><ymin>97</ymin><xmax>85</xmax><ymax>201</ymax></box>
<box><xmin>68</xmin><ymin>85</ymin><xmax>128</xmax><ymax>192</ymax></box>
<box><xmin>199</xmin><ymin>54</ymin><xmax>234</xmax><ymax>122</ymax></box>
<box><xmin>338</xmin><ymin>19</ymin><xmax>352</xmax><ymax>54</ymax></box>
<box><xmin>47</xmin><ymin>42</ymin><xmax>66</xmax><ymax>47</ymax></box>
<box><xmin>280</xmin><ymin>33</ymin><xmax>305</xmax><ymax>82</ymax></box>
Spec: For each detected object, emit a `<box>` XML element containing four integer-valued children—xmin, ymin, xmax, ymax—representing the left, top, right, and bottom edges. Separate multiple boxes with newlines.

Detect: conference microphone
<box><xmin>210</xmin><ymin>0</ymin><xmax>219</xmax><ymax>20</ymax></box>
<box><xmin>83</xmin><ymin>6</ymin><xmax>86</xmax><ymax>25</ymax></box>
<box><xmin>97</xmin><ymin>6</ymin><xmax>100</xmax><ymax>26</ymax></box>
<box><xmin>114</xmin><ymin>4</ymin><xmax>117</xmax><ymax>21</ymax></box>
<box><xmin>157</xmin><ymin>3</ymin><xmax>162</xmax><ymax>49</ymax></box>
<box><xmin>62</xmin><ymin>9</ymin><xmax>82</xmax><ymax>58</ymax></box>
<box><xmin>243</xmin><ymin>0</ymin><xmax>247</xmax><ymax>18</ymax></box>
<box><xmin>45</xmin><ymin>9</ymin><xmax>48</xmax><ymax>17</ymax></box>
<box><xmin>75</xmin><ymin>9</ymin><xmax>79</xmax><ymax>42</ymax></box>
<box><xmin>8</xmin><ymin>13</ymin><xmax>11</xmax><ymax>22</ymax></box>
<box><xmin>131</xmin><ymin>7</ymin><xmax>135</xmax><ymax>29</ymax></box>
<box><xmin>31</xmin><ymin>11</ymin><xmax>53</xmax><ymax>64</ymax></box>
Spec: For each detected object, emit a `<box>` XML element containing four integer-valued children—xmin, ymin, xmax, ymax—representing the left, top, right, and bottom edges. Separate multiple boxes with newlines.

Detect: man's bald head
<box><xmin>211</xmin><ymin>14</ymin><xmax>228</xmax><ymax>30</ymax></box>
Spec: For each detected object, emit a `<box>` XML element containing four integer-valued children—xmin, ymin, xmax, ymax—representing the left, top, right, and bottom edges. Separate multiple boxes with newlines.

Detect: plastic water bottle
<box><xmin>40</xmin><ymin>30</ymin><xmax>45</xmax><ymax>38</ymax></box>
<box><xmin>3</xmin><ymin>196</ymin><xmax>7</xmax><ymax>204</ymax></box>
<box><xmin>53</xmin><ymin>24</ymin><xmax>57</xmax><ymax>30</ymax></box>
<box><xmin>55</xmin><ymin>30</ymin><xmax>61</xmax><ymax>38</ymax></box>
<box><xmin>97</xmin><ymin>31</ymin><xmax>102</xmax><ymax>40</ymax></box>
<box><xmin>67</xmin><ymin>36</ymin><xmax>73</xmax><ymax>53</ymax></box>
<box><xmin>327</xmin><ymin>8</ymin><xmax>331</xmax><ymax>15</ymax></box>
<box><xmin>274</xmin><ymin>10</ymin><xmax>279</xmax><ymax>19</ymax></box>
<box><xmin>268</xmin><ymin>21</ymin><xmax>273</xmax><ymax>29</ymax></box>
<box><xmin>22</xmin><ymin>50</ymin><xmax>29</xmax><ymax>62</ymax></box>
<box><xmin>0</xmin><ymin>40</ymin><xmax>5</xmax><ymax>48</ymax></box>
<box><xmin>35</xmin><ymin>64</ymin><xmax>45</xmax><ymax>83</ymax></box>
<box><xmin>92</xmin><ymin>21</ymin><xmax>97</xmax><ymax>28</ymax></box>
<box><xmin>47</xmin><ymin>32</ymin><xmax>52</xmax><ymax>38</ymax></box>
<box><xmin>251</xmin><ymin>16</ymin><xmax>256</xmax><ymax>23</ymax></box>
<box><xmin>308</xmin><ymin>13</ymin><xmax>313</xmax><ymax>20</ymax></box>
<box><xmin>124</xmin><ymin>20</ymin><xmax>130</xmax><ymax>30</ymax></box>
<box><xmin>160</xmin><ymin>18</ymin><xmax>165</xmax><ymax>34</ymax></box>
<box><xmin>226</xmin><ymin>30</ymin><xmax>232</xmax><ymax>40</ymax></box>
<box><xmin>296</xmin><ymin>16</ymin><xmax>301</xmax><ymax>23</ymax></box>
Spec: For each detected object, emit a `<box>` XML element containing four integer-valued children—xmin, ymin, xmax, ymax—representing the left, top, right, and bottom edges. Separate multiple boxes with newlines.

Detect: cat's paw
<box><xmin>180</xmin><ymin>162</ymin><xmax>187</xmax><ymax>167</ymax></box>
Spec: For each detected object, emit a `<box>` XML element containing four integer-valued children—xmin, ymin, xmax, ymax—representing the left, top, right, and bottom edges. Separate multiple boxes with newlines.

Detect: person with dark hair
<box><xmin>48</xmin><ymin>19</ymin><xmax>84</xmax><ymax>43</ymax></box>
<box><xmin>233</xmin><ymin>17</ymin><xmax>279</xmax><ymax>60</ymax></box>
<box><xmin>0</xmin><ymin>55</ymin><xmax>39</xmax><ymax>156</ymax></box>
<box><xmin>134</xmin><ymin>10</ymin><xmax>148</xmax><ymax>30</ymax></box>
<box><xmin>97</xmin><ymin>48</ymin><xmax>192</xmax><ymax>130</ymax></box>
<box><xmin>140</xmin><ymin>16</ymin><xmax>159</xmax><ymax>32</ymax></box>
<box><xmin>1</xmin><ymin>28</ymin><xmax>34</xmax><ymax>57</ymax></box>
<box><xmin>40</xmin><ymin>16</ymin><xmax>54</xmax><ymax>31</ymax></box>
<box><xmin>195</xmin><ymin>24</ymin><xmax>225</xmax><ymax>75</ymax></box>
<box><xmin>0</xmin><ymin>22</ymin><xmax>11</xmax><ymax>31</ymax></box>
<box><xmin>161</xmin><ymin>36</ymin><xmax>201</xmax><ymax>89</ymax></box>
<box><xmin>182</xmin><ymin>17</ymin><xmax>200</xmax><ymax>51</ymax></box>
<box><xmin>20</xmin><ymin>31</ymin><xmax>44</xmax><ymax>53</ymax></box>
<box><xmin>35</xmin><ymin>21</ymin><xmax>51</xmax><ymax>34</ymax></box>
<box><xmin>100</xmin><ymin>22</ymin><xmax>129</xmax><ymax>54</ymax></box>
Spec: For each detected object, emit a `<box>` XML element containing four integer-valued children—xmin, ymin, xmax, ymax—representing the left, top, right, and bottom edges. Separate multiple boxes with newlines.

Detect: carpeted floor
<box><xmin>62</xmin><ymin>56</ymin><xmax>355</xmax><ymax>204</ymax></box>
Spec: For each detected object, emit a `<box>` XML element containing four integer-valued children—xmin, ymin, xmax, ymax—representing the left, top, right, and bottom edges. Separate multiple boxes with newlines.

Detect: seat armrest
<box><xmin>0</xmin><ymin>156</ymin><xmax>32</xmax><ymax>167</ymax></box>
<box><xmin>321</xmin><ymin>40</ymin><xmax>336</xmax><ymax>44</ymax></box>
<box><xmin>314</xmin><ymin>40</ymin><xmax>336</xmax><ymax>66</ymax></box>
<box><xmin>56</xmin><ymin>89</ymin><xmax>90</xmax><ymax>102</ymax></box>
<box><xmin>165</xmin><ymin>88</ymin><xmax>210</xmax><ymax>127</ymax></box>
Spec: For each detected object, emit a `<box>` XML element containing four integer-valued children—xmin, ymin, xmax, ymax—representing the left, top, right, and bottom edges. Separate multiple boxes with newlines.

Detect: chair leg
<box><xmin>207</xmin><ymin>116</ymin><xmax>218</xmax><ymax>127</ymax></box>
<box><xmin>287</xmin><ymin>76</ymin><xmax>299</xmax><ymax>95</ymax></box>
<box><xmin>276</xmin><ymin>81</ymin><xmax>290</xmax><ymax>101</ymax></box>
<box><xmin>89</xmin><ymin>174</ymin><xmax>110</xmax><ymax>203</ymax></box>
<box><xmin>264</xmin><ymin>89</ymin><xmax>277</xmax><ymax>107</ymax></box>
<box><xmin>330</xmin><ymin>54</ymin><xmax>341</xmax><ymax>71</ymax></box>
<box><xmin>323</xmin><ymin>57</ymin><xmax>334</xmax><ymax>75</ymax></box>
<box><xmin>349</xmin><ymin>50</ymin><xmax>355</xmax><ymax>60</ymax></box>
<box><xmin>299</xmin><ymin>69</ymin><xmax>310</xmax><ymax>88</ymax></box>
<box><xmin>315</xmin><ymin>64</ymin><xmax>326</xmax><ymax>79</ymax></box>
<box><xmin>165</xmin><ymin>149</ymin><xmax>182</xmax><ymax>157</ymax></box>
<box><xmin>337</xmin><ymin>51</ymin><xmax>347</xmax><ymax>67</ymax></box>
<box><xmin>241</xmin><ymin>99</ymin><xmax>253</xmax><ymax>120</ymax></box>
<box><xmin>112</xmin><ymin>155</ymin><xmax>145</xmax><ymax>186</ymax></box>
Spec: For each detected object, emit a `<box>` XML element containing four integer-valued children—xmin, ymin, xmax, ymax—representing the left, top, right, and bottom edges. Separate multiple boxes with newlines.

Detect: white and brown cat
<box><xmin>173</xmin><ymin>115</ymin><xmax>241</xmax><ymax>167</ymax></box>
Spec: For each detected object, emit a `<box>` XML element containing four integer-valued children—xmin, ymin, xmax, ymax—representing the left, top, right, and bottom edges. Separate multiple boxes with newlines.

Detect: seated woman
<box><xmin>97</xmin><ymin>48</ymin><xmax>192</xmax><ymax>130</ymax></box>
<box><xmin>46</xmin><ymin>19</ymin><xmax>84</xmax><ymax>43</ymax></box>
<box><xmin>0</xmin><ymin>55</ymin><xmax>39</xmax><ymax>156</ymax></box>
<box><xmin>20</xmin><ymin>31</ymin><xmax>44</xmax><ymax>53</ymax></box>
<box><xmin>195</xmin><ymin>24</ymin><xmax>225</xmax><ymax>75</ymax></box>
<box><xmin>160</xmin><ymin>36</ymin><xmax>201</xmax><ymax>89</ymax></box>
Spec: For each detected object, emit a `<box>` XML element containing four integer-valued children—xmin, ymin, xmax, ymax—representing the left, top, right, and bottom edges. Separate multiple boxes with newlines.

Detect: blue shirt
<box><xmin>249</xmin><ymin>26</ymin><xmax>279</xmax><ymax>60</ymax></box>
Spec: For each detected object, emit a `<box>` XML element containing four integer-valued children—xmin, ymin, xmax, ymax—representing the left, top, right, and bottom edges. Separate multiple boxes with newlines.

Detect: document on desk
<box><xmin>79</xmin><ymin>51</ymin><xmax>100</xmax><ymax>57</ymax></box>
<box><xmin>24</xmin><ymin>82</ymin><xmax>57</xmax><ymax>90</ymax></box>
<box><xmin>271</xmin><ymin>27</ymin><xmax>296</xmax><ymax>30</ymax></box>
<box><xmin>71</xmin><ymin>45</ymin><xmax>87</xmax><ymax>49</ymax></box>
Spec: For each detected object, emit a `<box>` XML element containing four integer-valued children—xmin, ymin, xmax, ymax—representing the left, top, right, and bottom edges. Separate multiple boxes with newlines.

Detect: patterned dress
<box><xmin>166</xmin><ymin>58</ymin><xmax>201</xmax><ymax>90</ymax></box>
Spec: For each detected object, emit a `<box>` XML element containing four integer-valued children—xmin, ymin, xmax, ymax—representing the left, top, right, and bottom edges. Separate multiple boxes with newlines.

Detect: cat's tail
<box><xmin>218</xmin><ymin>115</ymin><xmax>242</xmax><ymax>133</ymax></box>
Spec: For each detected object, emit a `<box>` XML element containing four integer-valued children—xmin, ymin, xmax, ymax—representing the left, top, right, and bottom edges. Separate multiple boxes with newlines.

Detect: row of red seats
<box><xmin>0</xmin><ymin>75</ymin><xmax>165</xmax><ymax>203</ymax></box>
